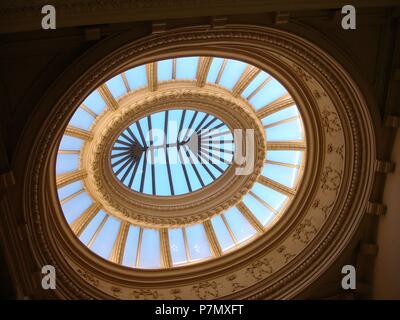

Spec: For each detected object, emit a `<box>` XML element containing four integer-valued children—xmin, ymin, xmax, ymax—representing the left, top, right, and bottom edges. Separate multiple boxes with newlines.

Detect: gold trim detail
<box><xmin>160</xmin><ymin>228</ymin><xmax>173</xmax><ymax>268</ymax></box>
<box><xmin>70</xmin><ymin>202</ymin><xmax>102</xmax><ymax>236</ymax></box>
<box><xmin>257</xmin><ymin>176</ymin><xmax>296</xmax><ymax>196</ymax></box>
<box><xmin>232</xmin><ymin>66</ymin><xmax>260</xmax><ymax>97</ymax></box>
<box><xmin>236</xmin><ymin>202</ymin><xmax>264</xmax><ymax>233</ymax></box>
<box><xmin>203</xmin><ymin>220</ymin><xmax>223</xmax><ymax>257</ymax></box>
<box><xmin>56</xmin><ymin>170</ymin><xmax>87</xmax><ymax>188</ymax></box>
<box><xmin>196</xmin><ymin>57</ymin><xmax>213</xmax><ymax>87</ymax></box>
<box><xmin>80</xmin><ymin>104</ymin><xmax>98</xmax><ymax>118</ymax></box>
<box><xmin>60</xmin><ymin>189</ymin><xmax>84</xmax><ymax>205</ymax></box>
<box><xmin>266</xmin><ymin>141</ymin><xmax>306</xmax><ymax>150</ymax></box>
<box><xmin>109</xmin><ymin>221</ymin><xmax>130</xmax><ymax>264</ymax></box>
<box><xmin>98</xmin><ymin>84</ymin><xmax>118</xmax><ymax>111</ymax></box>
<box><xmin>146</xmin><ymin>62</ymin><xmax>157</xmax><ymax>91</ymax></box>
<box><xmin>65</xmin><ymin>126</ymin><xmax>93</xmax><ymax>141</ymax></box>
<box><xmin>256</xmin><ymin>94</ymin><xmax>294</xmax><ymax>119</ymax></box>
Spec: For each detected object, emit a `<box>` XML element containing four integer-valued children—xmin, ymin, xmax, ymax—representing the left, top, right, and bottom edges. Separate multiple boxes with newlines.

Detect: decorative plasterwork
<box><xmin>22</xmin><ymin>25</ymin><xmax>375</xmax><ymax>300</ymax></box>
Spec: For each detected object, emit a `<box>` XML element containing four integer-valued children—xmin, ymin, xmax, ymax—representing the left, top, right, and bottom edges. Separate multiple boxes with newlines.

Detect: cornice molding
<box><xmin>1</xmin><ymin>0</ymin><xmax>398</xmax><ymax>34</ymax></box>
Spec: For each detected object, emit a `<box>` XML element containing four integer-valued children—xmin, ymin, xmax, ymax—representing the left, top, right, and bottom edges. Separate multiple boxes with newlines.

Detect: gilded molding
<box><xmin>98</xmin><ymin>85</ymin><xmax>119</xmax><ymax>111</ymax></box>
<box><xmin>256</xmin><ymin>94</ymin><xmax>294</xmax><ymax>119</ymax></box>
<box><xmin>109</xmin><ymin>222</ymin><xmax>130</xmax><ymax>264</ymax></box>
<box><xmin>65</xmin><ymin>126</ymin><xmax>93</xmax><ymax>141</ymax></box>
<box><xmin>257</xmin><ymin>175</ymin><xmax>295</xmax><ymax>196</ymax></box>
<box><xmin>56</xmin><ymin>170</ymin><xmax>87</xmax><ymax>188</ymax></box>
<box><xmin>146</xmin><ymin>62</ymin><xmax>157</xmax><ymax>91</ymax></box>
<box><xmin>203</xmin><ymin>220</ymin><xmax>223</xmax><ymax>257</ymax></box>
<box><xmin>231</xmin><ymin>66</ymin><xmax>260</xmax><ymax>97</ymax></box>
<box><xmin>196</xmin><ymin>57</ymin><xmax>212</xmax><ymax>87</ymax></box>
<box><xmin>70</xmin><ymin>202</ymin><xmax>102</xmax><ymax>236</ymax></box>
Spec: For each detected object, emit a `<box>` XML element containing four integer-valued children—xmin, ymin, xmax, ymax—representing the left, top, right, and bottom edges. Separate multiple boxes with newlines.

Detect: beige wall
<box><xmin>372</xmin><ymin>130</ymin><xmax>400</xmax><ymax>299</ymax></box>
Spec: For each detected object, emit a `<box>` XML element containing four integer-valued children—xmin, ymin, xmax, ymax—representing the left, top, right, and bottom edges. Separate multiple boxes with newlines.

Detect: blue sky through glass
<box><xmin>125</xmin><ymin>65</ymin><xmax>147</xmax><ymax>90</ymax></box>
<box><xmin>122</xmin><ymin>225</ymin><xmax>140</xmax><ymax>267</ymax></box>
<box><xmin>139</xmin><ymin>229</ymin><xmax>161</xmax><ymax>268</ymax></box>
<box><xmin>176</xmin><ymin>57</ymin><xmax>198</xmax><ymax>79</ymax></box>
<box><xmin>110</xmin><ymin>109</ymin><xmax>234</xmax><ymax>196</ymax></box>
<box><xmin>158</xmin><ymin>59</ymin><xmax>173</xmax><ymax>81</ymax></box>
<box><xmin>91</xmin><ymin>216</ymin><xmax>121</xmax><ymax>260</ymax></box>
<box><xmin>211</xmin><ymin>215</ymin><xmax>235</xmax><ymax>251</ymax></box>
<box><xmin>61</xmin><ymin>191</ymin><xmax>93</xmax><ymax>224</ymax></box>
<box><xmin>169</xmin><ymin>228</ymin><xmax>187</xmax><ymax>265</ymax></box>
<box><xmin>242</xmin><ymin>194</ymin><xmax>275</xmax><ymax>226</ymax></box>
<box><xmin>79</xmin><ymin>210</ymin><xmax>107</xmax><ymax>245</ymax></box>
<box><xmin>186</xmin><ymin>224</ymin><xmax>212</xmax><ymax>261</ymax></box>
<box><xmin>224</xmin><ymin>207</ymin><xmax>256</xmax><ymax>243</ymax></box>
<box><xmin>106</xmin><ymin>75</ymin><xmax>126</xmax><ymax>99</ymax></box>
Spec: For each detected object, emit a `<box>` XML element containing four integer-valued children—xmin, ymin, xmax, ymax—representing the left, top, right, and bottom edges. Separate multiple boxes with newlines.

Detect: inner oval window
<box><xmin>110</xmin><ymin>109</ymin><xmax>234</xmax><ymax>196</ymax></box>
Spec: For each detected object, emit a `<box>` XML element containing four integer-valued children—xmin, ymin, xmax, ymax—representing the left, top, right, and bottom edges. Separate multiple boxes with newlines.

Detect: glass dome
<box><xmin>56</xmin><ymin>56</ymin><xmax>306</xmax><ymax>269</ymax></box>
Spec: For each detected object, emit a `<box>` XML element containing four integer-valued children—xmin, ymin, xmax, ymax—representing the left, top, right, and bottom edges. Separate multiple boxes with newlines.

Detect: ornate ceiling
<box><xmin>0</xmin><ymin>1</ymin><xmax>398</xmax><ymax>301</ymax></box>
<box><xmin>18</xmin><ymin>25</ymin><xmax>376</xmax><ymax>299</ymax></box>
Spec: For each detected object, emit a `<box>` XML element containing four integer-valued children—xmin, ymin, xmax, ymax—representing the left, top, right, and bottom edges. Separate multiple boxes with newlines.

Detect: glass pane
<box><xmin>139</xmin><ymin>229</ymin><xmax>161</xmax><ymax>268</ymax></box>
<box><xmin>125</xmin><ymin>65</ymin><xmax>147</xmax><ymax>90</ymax></box>
<box><xmin>242</xmin><ymin>194</ymin><xmax>274</xmax><ymax>226</ymax></box>
<box><xmin>223</xmin><ymin>207</ymin><xmax>256</xmax><ymax>243</ymax></box>
<box><xmin>158</xmin><ymin>59</ymin><xmax>173</xmax><ymax>81</ymax></box>
<box><xmin>176</xmin><ymin>57</ymin><xmax>198</xmax><ymax>79</ymax></box>
<box><xmin>241</xmin><ymin>71</ymin><xmax>269</xmax><ymax>98</ymax></box>
<box><xmin>168</xmin><ymin>228</ymin><xmax>187</xmax><ymax>265</ymax></box>
<box><xmin>68</xmin><ymin>107</ymin><xmax>95</xmax><ymax>130</ymax></box>
<box><xmin>57</xmin><ymin>180</ymin><xmax>82</xmax><ymax>201</ymax></box>
<box><xmin>83</xmin><ymin>90</ymin><xmax>106</xmax><ymax>115</ymax></box>
<box><xmin>122</xmin><ymin>225</ymin><xmax>140</xmax><ymax>267</ymax></box>
<box><xmin>143</xmin><ymin>150</ymin><xmax>152</xmax><ymax>195</ymax></box>
<box><xmin>106</xmin><ymin>75</ymin><xmax>126</xmax><ymax>99</ymax></box>
<box><xmin>59</xmin><ymin>135</ymin><xmax>83</xmax><ymax>150</ymax></box>
<box><xmin>79</xmin><ymin>209</ymin><xmax>106</xmax><ymax>245</ymax></box>
<box><xmin>206</xmin><ymin>57</ymin><xmax>224</xmax><ymax>83</ymax></box>
<box><xmin>262</xmin><ymin>163</ymin><xmax>299</xmax><ymax>188</ymax></box>
<box><xmin>91</xmin><ymin>216</ymin><xmax>121</xmax><ymax>260</ymax></box>
<box><xmin>211</xmin><ymin>215</ymin><xmax>235</xmax><ymax>251</ymax></box>
<box><xmin>249</xmin><ymin>78</ymin><xmax>287</xmax><ymax>110</ymax></box>
<box><xmin>185</xmin><ymin>224</ymin><xmax>212</xmax><ymax>261</ymax></box>
<box><xmin>168</xmin><ymin>146</ymin><xmax>189</xmax><ymax>195</ymax></box>
<box><xmin>219</xmin><ymin>59</ymin><xmax>247</xmax><ymax>90</ymax></box>
<box><xmin>251</xmin><ymin>182</ymin><xmax>288</xmax><ymax>212</ymax></box>
<box><xmin>61</xmin><ymin>191</ymin><xmax>93</xmax><ymax>224</ymax></box>
<box><xmin>266</xmin><ymin>150</ymin><xmax>302</xmax><ymax>165</ymax></box>
<box><xmin>180</xmin><ymin>148</ymin><xmax>202</xmax><ymax>192</ymax></box>
<box><xmin>265</xmin><ymin>118</ymin><xmax>303</xmax><ymax>141</ymax></box>
<box><xmin>261</xmin><ymin>106</ymin><xmax>298</xmax><ymax>126</ymax></box>
<box><xmin>56</xmin><ymin>154</ymin><xmax>79</xmax><ymax>175</ymax></box>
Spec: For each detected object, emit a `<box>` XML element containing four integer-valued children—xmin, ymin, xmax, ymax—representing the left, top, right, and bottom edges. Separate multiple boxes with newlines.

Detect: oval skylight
<box><xmin>110</xmin><ymin>109</ymin><xmax>234</xmax><ymax>196</ymax></box>
<box><xmin>56</xmin><ymin>55</ymin><xmax>306</xmax><ymax>269</ymax></box>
